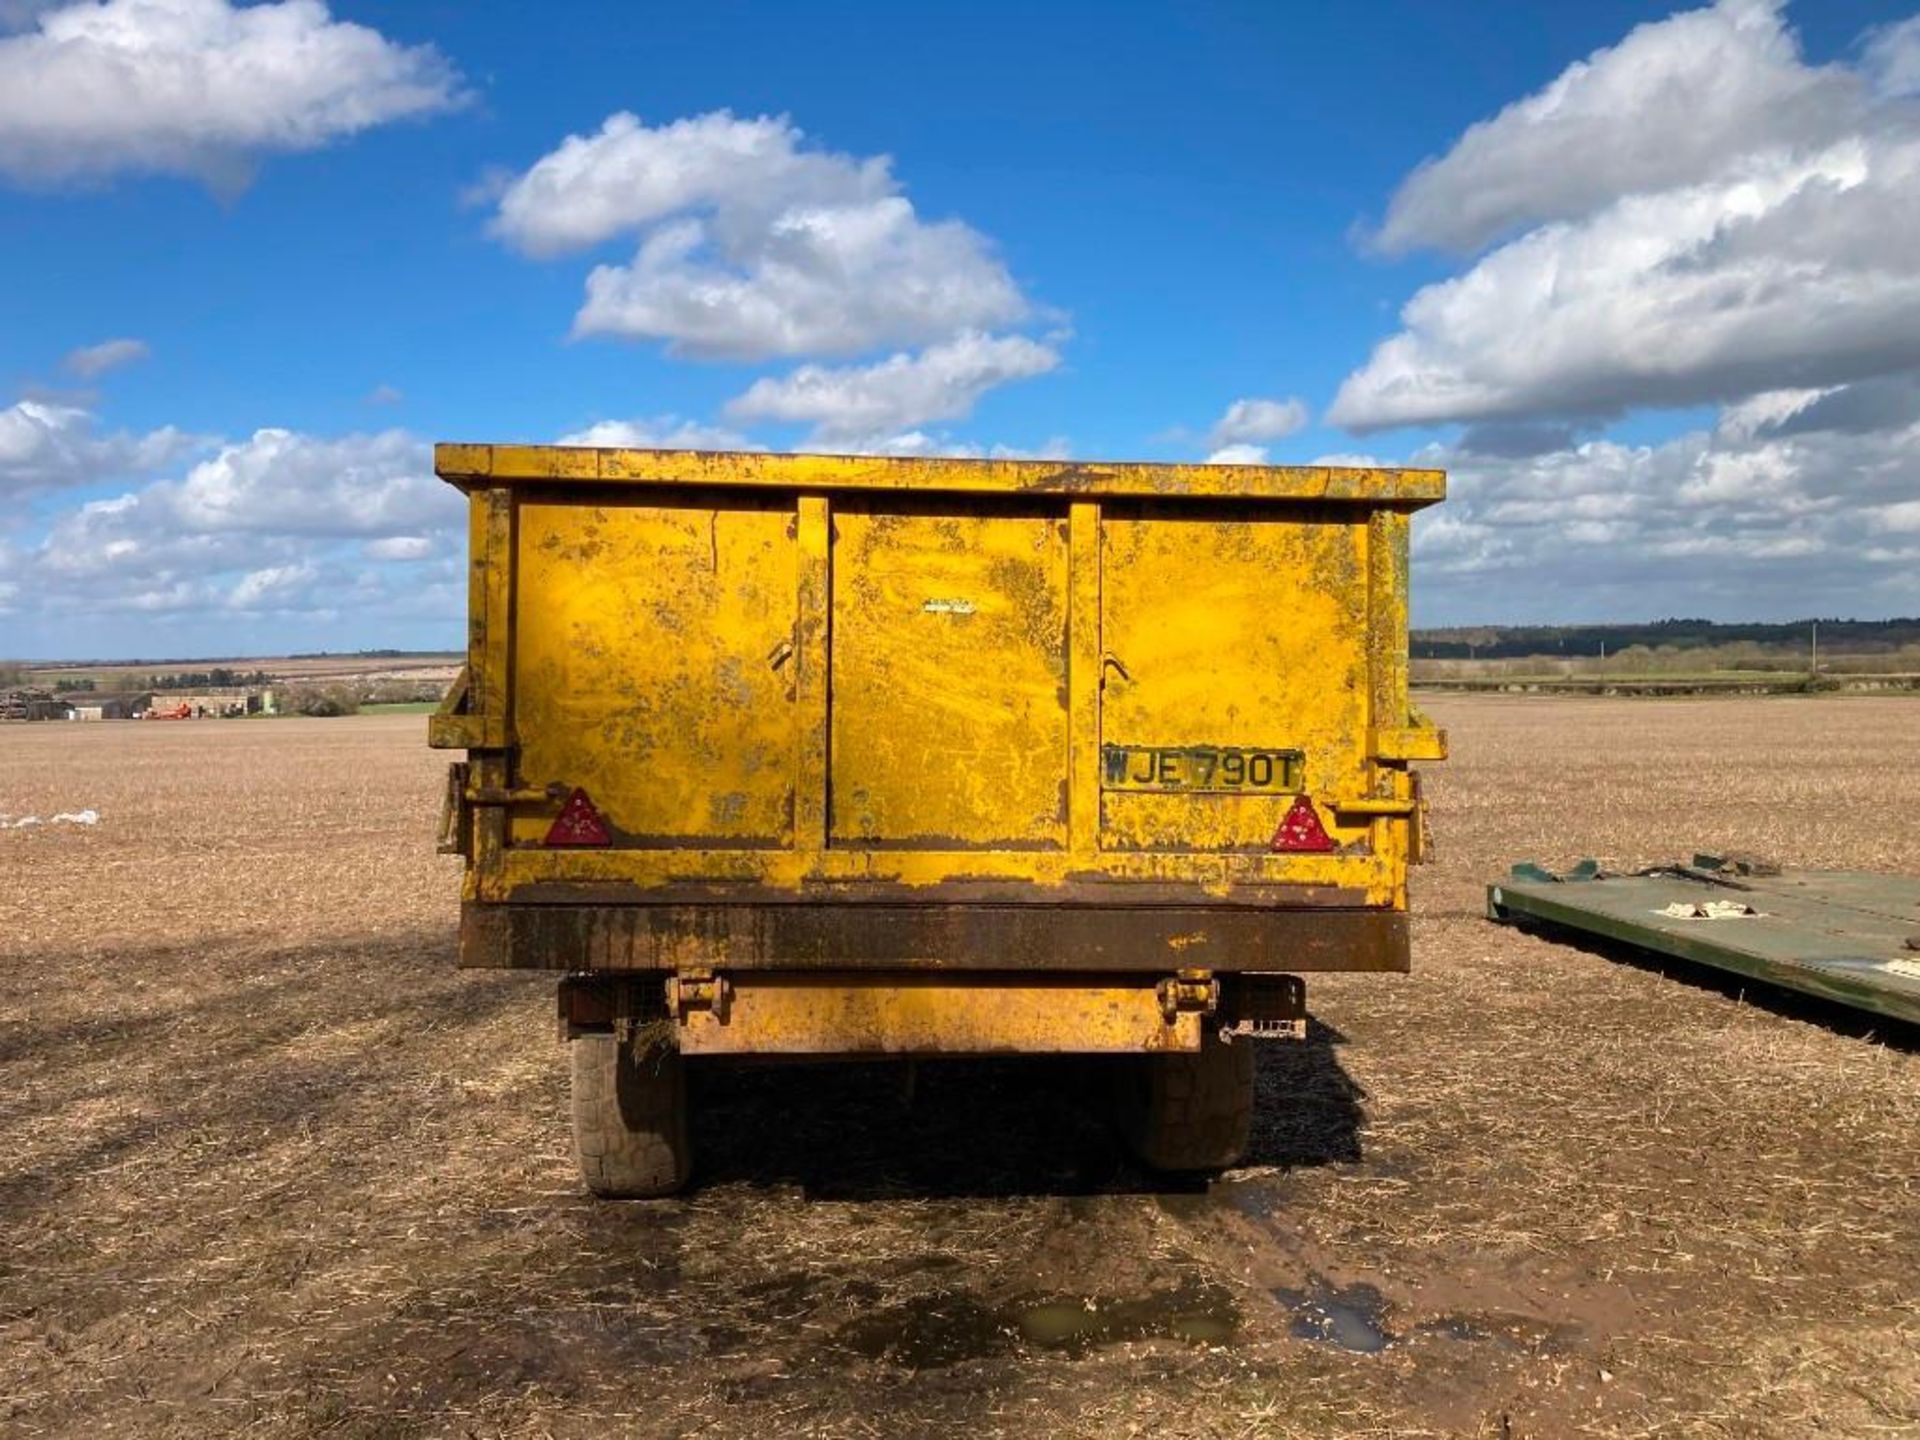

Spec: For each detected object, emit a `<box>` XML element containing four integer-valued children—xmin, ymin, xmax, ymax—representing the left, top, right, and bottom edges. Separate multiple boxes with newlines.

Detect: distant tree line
<box><xmin>1410</xmin><ymin>618</ymin><xmax>1920</xmax><ymax>660</ymax></box>
<box><xmin>148</xmin><ymin>668</ymin><xmax>274</xmax><ymax>690</ymax></box>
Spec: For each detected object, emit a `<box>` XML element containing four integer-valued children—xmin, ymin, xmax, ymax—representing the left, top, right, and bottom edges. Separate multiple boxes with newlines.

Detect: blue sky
<box><xmin>2</xmin><ymin>0</ymin><xmax>1918</xmax><ymax>657</ymax></box>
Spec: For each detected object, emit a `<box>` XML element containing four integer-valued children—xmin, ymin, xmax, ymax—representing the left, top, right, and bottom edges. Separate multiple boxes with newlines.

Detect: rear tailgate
<box><xmin>434</xmin><ymin>449</ymin><xmax>1445</xmax><ymax>914</ymax></box>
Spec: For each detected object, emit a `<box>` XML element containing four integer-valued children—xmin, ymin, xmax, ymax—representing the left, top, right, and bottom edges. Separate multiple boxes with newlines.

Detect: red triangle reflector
<box><xmin>545</xmin><ymin>787</ymin><xmax>611</xmax><ymax>847</ymax></box>
<box><xmin>1271</xmin><ymin>795</ymin><xmax>1334</xmax><ymax>853</ymax></box>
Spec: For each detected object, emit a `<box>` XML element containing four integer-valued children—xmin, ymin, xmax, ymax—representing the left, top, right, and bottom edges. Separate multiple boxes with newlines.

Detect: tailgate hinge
<box><xmin>1156</xmin><ymin>968</ymin><xmax>1219</xmax><ymax>1023</ymax></box>
<box><xmin>666</xmin><ymin>968</ymin><xmax>732</xmax><ymax>1024</ymax></box>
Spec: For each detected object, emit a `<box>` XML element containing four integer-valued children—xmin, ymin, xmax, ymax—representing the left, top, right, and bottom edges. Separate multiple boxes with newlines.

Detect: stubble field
<box><xmin>1</xmin><ymin>696</ymin><xmax>1916</xmax><ymax>1438</ymax></box>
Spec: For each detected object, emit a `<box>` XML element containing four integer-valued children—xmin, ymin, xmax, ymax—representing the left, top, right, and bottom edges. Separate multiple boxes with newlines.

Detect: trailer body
<box><xmin>430</xmin><ymin>446</ymin><xmax>1444</xmax><ymax>1191</ymax></box>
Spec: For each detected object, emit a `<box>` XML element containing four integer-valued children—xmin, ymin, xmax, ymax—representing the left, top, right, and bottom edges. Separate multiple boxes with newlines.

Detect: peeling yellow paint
<box><xmin>830</xmin><ymin>506</ymin><xmax>1069</xmax><ymax>848</ymax></box>
<box><xmin>675</xmin><ymin>974</ymin><xmax>1206</xmax><ymax>1055</ymax></box>
<box><xmin>511</xmin><ymin>496</ymin><xmax>798</xmax><ymax>846</ymax></box>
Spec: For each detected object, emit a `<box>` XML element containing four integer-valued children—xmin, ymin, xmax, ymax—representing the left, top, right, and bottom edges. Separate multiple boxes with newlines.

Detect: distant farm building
<box><xmin>1</xmin><ymin>688</ymin><xmax>71</xmax><ymax>721</ymax></box>
<box><xmin>8</xmin><ymin>683</ymin><xmax>281</xmax><ymax>720</ymax></box>
<box><xmin>67</xmin><ymin>692</ymin><xmax>153</xmax><ymax>721</ymax></box>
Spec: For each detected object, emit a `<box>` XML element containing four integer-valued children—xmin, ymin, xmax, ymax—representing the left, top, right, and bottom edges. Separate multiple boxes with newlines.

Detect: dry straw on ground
<box><xmin>1</xmin><ymin>698</ymin><xmax>1915</xmax><ymax>1438</ymax></box>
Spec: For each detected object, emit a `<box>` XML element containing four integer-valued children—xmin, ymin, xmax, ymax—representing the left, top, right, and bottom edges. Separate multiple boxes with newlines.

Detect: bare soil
<box><xmin>1</xmin><ymin>697</ymin><xmax>1916</xmax><ymax>1438</ymax></box>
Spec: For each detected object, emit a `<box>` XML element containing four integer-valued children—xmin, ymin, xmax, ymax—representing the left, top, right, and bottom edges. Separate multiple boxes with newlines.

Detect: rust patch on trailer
<box><xmin>459</xmin><ymin>900</ymin><xmax>1407</xmax><ymax>973</ymax></box>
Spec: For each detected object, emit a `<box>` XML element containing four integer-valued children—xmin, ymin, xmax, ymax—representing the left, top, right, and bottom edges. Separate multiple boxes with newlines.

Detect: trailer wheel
<box><xmin>570</xmin><ymin>1033</ymin><xmax>690</xmax><ymax>1198</ymax></box>
<box><xmin>1116</xmin><ymin>1030</ymin><xmax>1255</xmax><ymax>1174</ymax></box>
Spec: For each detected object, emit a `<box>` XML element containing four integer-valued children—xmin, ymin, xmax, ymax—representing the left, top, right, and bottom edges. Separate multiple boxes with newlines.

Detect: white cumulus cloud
<box><xmin>363</xmin><ymin>535</ymin><xmax>432</xmax><ymax>561</ymax></box>
<box><xmin>0</xmin><ymin>418</ymin><xmax>481</xmax><ymax>652</ymax></box>
<box><xmin>557</xmin><ymin>416</ymin><xmax>758</xmax><ymax>451</ymax></box>
<box><xmin>0</xmin><ymin>399</ymin><xmax>196</xmax><ymax>497</ymax></box>
<box><xmin>1409</xmin><ymin>373</ymin><xmax>1920</xmax><ymax>617</ymax></box>
<box><xmin>0</xmin><ymin>0</ymin><xmax>464</xmax><ymax>189</ymax></box>
<box><xmin>1335</xmin><ymin>0</ymin><xmax>1920</xmax><ymax>432</ymax></box>
<box><xmin>1210</xmin><ymin>396</ymin><xmax>1309</xmax><ymax>446</ymax></box>
<box><xmin>784</xmin><ymin>431</ymin><xmax>1072</xmax><ymax>460</ymax></box>
<box><xmin>227</xmin><ymin>560</ymin><xmax>316</xmax><ymax>610</ymax></box>
<box><xmin>489</xmin><ymin>110</ymin><xmax>1032</xmax><ymax>362</ymax></box>
<box><xmin>1204</xmin><ymin>444</ymin><xmax>1269</xmax><ymax>465</ymax></box>
<box><xmin>726</xmin><ymin>332</ymin><xmax>1058</xmax><ymax>443</ymax></box>
<box><xmin>1372</xmin><ymin>0</ymin><xmax>1860</xmax><ymax>256</ymax></box>
<box><xmin>159</xmin><ymin>428</ymin><xmax>453</xmax><ymax>538</ymax></box>
<box><xmin>825</xmin><ymin>431</ymin><xmax>957</xmax><ymax>458</ymax></box>
<box><xmin>27</xmin><ymin>426</ymin><xmax>460</xmax><ymax>629</ymax></box>
<box><xmin>488</xmin><ymin>110</ymin><xmax>888</xmax><ymax>258</ymax></box>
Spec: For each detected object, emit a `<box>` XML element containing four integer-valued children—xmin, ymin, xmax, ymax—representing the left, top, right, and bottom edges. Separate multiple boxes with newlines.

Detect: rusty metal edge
<box><xmin>433</xmin><ymin>444</ymin><xmax>1445</xmax><ymax>507</ymax></box>
<box><xmin>460</xmin><ymin>901</ymin><xmax>1409</xmax><ymax>974</ymax></box>
<box><xmin>499</xmin><ymin>879</ymin><xmax>1376</xmax><ymax>908</ymax></box>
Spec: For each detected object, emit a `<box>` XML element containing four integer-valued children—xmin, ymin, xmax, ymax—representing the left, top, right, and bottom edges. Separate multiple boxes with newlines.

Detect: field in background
<box><xmin>1412</xmin><ymin>651</ymin><xmax>1920</xmax><ymax>694</ymax></box>
<box><xmin>18</xmin><ymin>643</ymin><xmax>1920</xmax><ymax>707</ymax></box>
<box><xmin>1</xmin><ymin>698</ymin><xmax>1916</xmax><ymax>1437</ymax></box>
<box><xmin>1410</xmin><ymin>622</ymin><xmax>1920</xmax><ymax>694</ymax></box>
<box><xmin>3</xmin><ymin>653</ymin><xmax>464</xmax><ymax>717</ymax></box>
<box><xmin>13</xmin><ymin>653</ymin><xmax>464</xmax><ymax>690</ymax></box>
<box><xmin>18</xmin><ymin>642</ymin><xmax>1920</xmax><ymax>704</ymax></box>
<box><xmin>1415</xmin><ymin>645</ymin><xmax>1920</xmax><ymax>678</ymax></box>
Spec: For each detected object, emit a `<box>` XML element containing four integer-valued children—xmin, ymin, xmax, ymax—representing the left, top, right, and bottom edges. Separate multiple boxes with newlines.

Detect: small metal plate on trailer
<box><xmin>1489</xmin><ymin>858</ymin><xmax>1920</xmax><ymax>1027</ymax></box>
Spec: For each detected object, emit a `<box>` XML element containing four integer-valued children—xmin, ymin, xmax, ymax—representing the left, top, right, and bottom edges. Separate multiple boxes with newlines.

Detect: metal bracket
<box><xmin>1331</xmin><ymin>796</ymin><xmax>1418</xmax><ymax>817</ymax></box>
<box><xmin>1156</xmin><ymin>968</ymin><xmax>1219</xmax><ymax>1023</ymax></box>
<box><xmin>666</xmin><ymin>968</ymin><xmax>731</xmax><ymax>1024</ymax></box>
<box><xmin>465</xmin><ymin>781</ymin><xmax>565</xmax><ymax>807</ymax></box>
<box><xmin>436</xmin><ymin>762</ymin><xmax>470</xmax><ymax>856</ymax></box>
<box><xmin>427</xmin><ymin>666</ymin><xmax>513</xmax><ymax>751</ymax></box>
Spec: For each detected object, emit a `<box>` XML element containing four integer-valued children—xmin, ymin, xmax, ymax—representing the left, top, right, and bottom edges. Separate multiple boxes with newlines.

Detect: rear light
<box><xmin>545</xmin><ymin>787</ymin><xmax>611</xmax><ymax>847</ymax></box>
<box><xmin>1270</xmin><ymin>795</ymin><xmax>1334</xmax><ymax>853</ymax></box>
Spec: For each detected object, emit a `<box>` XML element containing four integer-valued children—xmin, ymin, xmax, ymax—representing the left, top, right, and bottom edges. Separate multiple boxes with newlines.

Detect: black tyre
<box><xmin>570</xmin><ymin>1033</ymin><xmax>691</xmax><ymax>1198</ymax></box>
<box><xmin>1116</xmin><ymin>1030</ymin><xmax>1255</xmax><ymax>1174</ymax></box>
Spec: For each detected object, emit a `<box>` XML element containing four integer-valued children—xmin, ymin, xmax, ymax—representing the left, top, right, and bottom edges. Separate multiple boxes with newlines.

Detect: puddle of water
<box><xmin>1408</xmin><ymin>1311</ymin><xmax>1586</xmax><ymax>1356</ymax></box>
<box><xmin>834</xmin><ymin>1282</ymin><xmax>1241</xmax><ymax>1369</ymax></box>
<box><xmin>1273</xmin><ymin>1280</ymin><xmax>1393</xmax><ymax>1354</ymax></box>
<box><xmin>1014</xmin><ymin>1283</ymin><xmax>1239</xmax><ymax>1351</ymax></box>
<box><xmin>836</xmin><ymin>1292</ymin><xmax>1013</xmax><ymax>1369</ymax></box>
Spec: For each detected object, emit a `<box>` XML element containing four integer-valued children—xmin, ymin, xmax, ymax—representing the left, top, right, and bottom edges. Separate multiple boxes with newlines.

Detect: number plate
<box><xmin>1101</xmin><ymin>744</ymin><xmax>1304</xmax><ymax>793</ymax></box>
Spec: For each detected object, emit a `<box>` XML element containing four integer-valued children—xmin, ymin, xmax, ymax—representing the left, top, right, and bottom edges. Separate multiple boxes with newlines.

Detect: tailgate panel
<box><xmin>511</xmin><ymin>495</ymin><xmax>799</xmax><ymax>846</ymax></box>
<box><xmin>830</xmin><ymin>504</ymin><xmax>1069</xmax><ymax>849</ymax></box>
<box><xmin>1098</xmin><ymin>505</ymin><xmax>1371</xmax><ymax>852</ymax></box>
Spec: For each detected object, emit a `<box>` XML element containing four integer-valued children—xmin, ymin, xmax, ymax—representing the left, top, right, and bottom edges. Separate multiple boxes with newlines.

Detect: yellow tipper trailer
<box><xmin>431</xmin><ymin>445</ymin><xmax>1446</xmax><ymax>1196</ymax></box>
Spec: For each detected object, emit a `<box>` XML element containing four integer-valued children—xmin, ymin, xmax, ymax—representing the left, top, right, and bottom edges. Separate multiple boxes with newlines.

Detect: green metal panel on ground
<box><xmin>1489</xmin><ymin>855</ymin><xmax>1920</xmax><ymax>1026</ymax></box>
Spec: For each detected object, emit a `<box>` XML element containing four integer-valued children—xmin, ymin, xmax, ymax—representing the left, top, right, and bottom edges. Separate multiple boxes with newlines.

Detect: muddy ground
<box><xmin>2</xmin><ymin>696</ymin><xmax>1916</xmax><ymax>1438</ymax></box>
